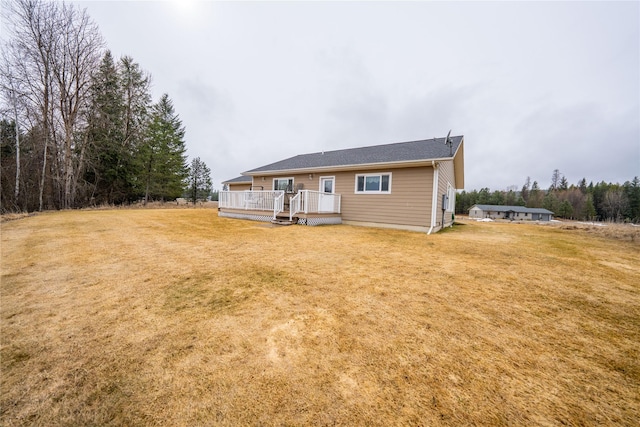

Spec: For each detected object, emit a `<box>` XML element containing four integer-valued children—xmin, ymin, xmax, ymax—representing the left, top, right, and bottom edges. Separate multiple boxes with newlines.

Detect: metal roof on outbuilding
<box><xmin>470</xmin><ymin>204</ymin><xmax>554</xmax><ymax>215</ymax></box>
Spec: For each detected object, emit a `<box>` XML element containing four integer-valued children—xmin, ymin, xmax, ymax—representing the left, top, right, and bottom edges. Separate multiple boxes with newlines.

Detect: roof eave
<box><xmin>452</xmin><ymin>138</ymin><xmax>465</xmax><ymax>189</ymax></box>
<box><xmin>221</xmin><ymin>177</ymin><xmax>253</xmax><ymax>184</ymax></box>
<box><xmin>242</xmin><ymin>157</ymin><xmax>457</xmax><ymax>176</ymax></box>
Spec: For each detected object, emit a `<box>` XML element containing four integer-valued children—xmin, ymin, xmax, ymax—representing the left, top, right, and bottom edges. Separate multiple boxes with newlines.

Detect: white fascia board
<box><xmin>242</xmin><ymin>158</ymin><xmax>449</xmax><ymax>176</ymax></box>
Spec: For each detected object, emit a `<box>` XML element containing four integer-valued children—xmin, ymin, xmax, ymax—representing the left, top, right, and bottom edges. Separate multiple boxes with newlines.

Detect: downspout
<box><xmin>428</xmin><ymin>161</ymin><xmax>439</xmax><ymax>234</ymax></box>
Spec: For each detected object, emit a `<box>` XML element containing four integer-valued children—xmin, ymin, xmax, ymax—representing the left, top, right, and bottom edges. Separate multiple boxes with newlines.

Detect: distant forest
<box><xmin>456</xmin><ymin>170</ymin><xmax>640</xmax><ymax>223</ymax></box>
<box><xmin>0</xmin><ymin>1</ymin><xmax>211</xmax><ymax>213</ymax></box>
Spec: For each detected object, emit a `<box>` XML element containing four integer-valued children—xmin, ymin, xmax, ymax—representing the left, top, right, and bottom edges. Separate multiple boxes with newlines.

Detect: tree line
<box><xmin>0</xmin><ymin>0</ymin><xmax>212</xmax><ymax>213</ymax></box>
<box><xmin>456</xmin><ymin>170</ymin><xmax>640</xmax><ymax>223</ymax></box>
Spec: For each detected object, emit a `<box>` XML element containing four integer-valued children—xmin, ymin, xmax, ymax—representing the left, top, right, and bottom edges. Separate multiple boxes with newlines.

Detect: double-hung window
<box><xmin>355</xmin><ymin>173</ymin><xmax>391</xmax><ymax>194</ymax></box>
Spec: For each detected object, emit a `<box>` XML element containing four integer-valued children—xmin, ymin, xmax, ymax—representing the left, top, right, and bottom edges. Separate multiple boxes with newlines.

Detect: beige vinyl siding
<box><xmin>251</xmin><ymin>174</ymin><xmax>318</xmax><ymax>192</ymax></box>
<box><xmin>337</xmin><ymin>166</ymin><xmax>433</xmax><ymax>227</ymax></box>
<box><xmin>439</xmin><ymin>160</ymin><xmax>456</xmax><ymax>188</ymax></box>
<box><xmin>437</xmin><ymin>160</ymin><xmax>456</xmax><ymax>227</ymax></box>
<box><xmin>227</xmin><ymin>183</ymin><xmax>251</xmax><ymax>191</ymax></box>
<box><xmin>253</xmin><ymin>166</ymin><xmax>435</xmax><ymax>228</ymax></box>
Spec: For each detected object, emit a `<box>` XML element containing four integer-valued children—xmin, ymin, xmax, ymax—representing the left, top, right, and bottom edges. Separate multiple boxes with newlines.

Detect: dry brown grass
<box><xmin>552</xmin><ymin>221</ymin><xmax>640</xmax><ymax>242</ymax></box>
<box><xmin>1</xmin><ymin>210</ymin><xmax>639</xmax><ymax>426</ymax></box>
<box><xmin>0</xmin><ymin>213</ymin><xmax>34</xmax><ymax>223</ymax></box>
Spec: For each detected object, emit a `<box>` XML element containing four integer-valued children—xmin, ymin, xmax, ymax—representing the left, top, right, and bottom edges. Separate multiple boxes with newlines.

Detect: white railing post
<box><xmin>273</xmin><ymin>191</ymin><xmax>284</xmax><ymax>219</ymax></box>
<box><xmin>289</xmin><ymin>192</ymin><xmax>299</xmax><ymax>221</ymax></box>
<box><xmin>304</xmin><ymin>190</ymin><xmax>309</xmax><ymax>214</ymax></box>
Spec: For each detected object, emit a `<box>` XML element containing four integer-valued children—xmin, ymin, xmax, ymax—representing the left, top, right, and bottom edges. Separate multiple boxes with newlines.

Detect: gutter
<box><xmin>428</xmin><ymin>161</ymin><xmax>439</xmax><ymax>235</ymax></box>
<box><xmin>242</xmin><ymin>158</ymin><xmax>455</xmax><ymax>176</ymax></box>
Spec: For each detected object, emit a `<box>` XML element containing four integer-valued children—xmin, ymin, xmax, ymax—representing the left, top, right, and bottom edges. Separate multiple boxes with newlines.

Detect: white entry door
<box><xmin>318</xmin><ymin>177</ymin><xmax>335</xmax><ymax>212</ymax></box>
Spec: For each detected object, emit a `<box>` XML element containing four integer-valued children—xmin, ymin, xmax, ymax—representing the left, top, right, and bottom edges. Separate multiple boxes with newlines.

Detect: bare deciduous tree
<box><xmin>550</xmin><ymin>169</ymin><xmax>561</xmax><ymax>191</ymax></box>
<box><xmin>1</xmin><ymin>0</ymin><xmax>103</xmax><ymax>210</ymax></box>
<box><xmin>602</xmin><ymin>189</ymin><xmax>628</xmax><ymax>222</ymax></box>
<box><xmin>1</xmin><ymin>0</ymin><xmax>57</xmax><ymax>210</ymax></box>
<box><xmin>52</xmin><ymin>2</ymin><xmax>104</xmax><ymax>208</ymax></box>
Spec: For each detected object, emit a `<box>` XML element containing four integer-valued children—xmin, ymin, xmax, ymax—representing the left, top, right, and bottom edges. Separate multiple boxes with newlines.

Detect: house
<box><xmin>469</xmin><ymin>204</ymin><xmax>554</xmax><ymax>221</ymax></box>
<box><xmin>222</xmin><ymin>175</ymin><xmax>253</xmax><ymax>192</ymax></box>
<box><xmin>218</xmin><ymin>135</ymin><xmax>464</xmax><ymax>233</ymax></box>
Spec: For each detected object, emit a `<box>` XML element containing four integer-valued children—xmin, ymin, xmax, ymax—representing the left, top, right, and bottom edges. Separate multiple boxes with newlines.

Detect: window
<box><xmin>319</xmin><ymin>176</ymin><xmax>335</xmax><ymax>193</ymax></box>
<box><xmin>355</xmin><ymin>173</ymin><xmax>391</xmax><ymax>194</ymax></box>
<box><xmin>273</xmin><ymin>178</ymin><xmax>294</xmax><ymax>192</ymax></box>
<box><xmin>446</xmin><ymin>184</ymin><xmax>456</xmax><ymax>211</ymax></box>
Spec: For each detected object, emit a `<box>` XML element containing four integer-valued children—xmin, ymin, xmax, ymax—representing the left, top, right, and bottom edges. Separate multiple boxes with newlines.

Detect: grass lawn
<box><xmin>1</xmin><ymin>209</ymin><xmax>639</xmax><ymax>426</ymax></box>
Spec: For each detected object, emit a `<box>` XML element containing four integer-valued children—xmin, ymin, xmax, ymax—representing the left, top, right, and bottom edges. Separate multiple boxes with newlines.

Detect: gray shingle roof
<box><xmin>244</xmin><ymin>136</ymin><xmax>463</xmax><ymax>174</ymax></box>
<box><xmin>222</xmin><ymin>175</ymin><xmax>253</xmax><ymax>184</ymax></box>
<box><xmin>471</xmin><ymin>205</ymin><xmax>554</xmax><ymax>215</ymax></box>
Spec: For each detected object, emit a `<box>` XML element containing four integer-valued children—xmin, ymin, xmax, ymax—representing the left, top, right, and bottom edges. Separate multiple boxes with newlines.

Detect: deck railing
<box><xmin>290</xmin><ymin>190</ymin><xmax>341</xmax><ymax>220</ymax></box>
<box><xmin>219</xmin><ymin>190</ymin><xmax>285</xmax><ymax>219</ymax></box>
<box><xmin>273</xmin><ymin>192</ymin><xmax>284</xmax><ymax>219</ymax></box>
<box><xmin>220</xmin><ymin>190</ymin><xmax>340</xmax><ymax>221</ymax></box>
<box><xmin>289</xmin><ymin>192</ymin><xmax>301</xmax><ymax>221</ymax></box>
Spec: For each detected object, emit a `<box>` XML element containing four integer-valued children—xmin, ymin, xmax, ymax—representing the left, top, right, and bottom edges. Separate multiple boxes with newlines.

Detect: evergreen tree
<box><xmin>521</xmin><ymin>176</ymin><xmax>531</xmax><ymax>204</ymax></box>
<box><xmin>557</xmin><ymin>200</ymin><xmax>573</xmax><ymax>219</ymax></box>
<box><xmin>559</xmin><ymin>175</ymin><xmax>569</xmax><ymax>191</ymax></box>
<box><xmin>578</xmin><ymin>178</ymin><xmax>588</xmax><ymax>194</ymax></box>
<box><xmin>1</xmin><ymin>119</ymin><xmax>19</xmax><ymax>210</ymax></box>
<box><xmin>591</xmin><ymin>181</ymin><xmax>609</xmax><ymax>220</ymax></box>
<box><xmin>139</xmin><ymin>94</ymin><xmax>188</xmax><ymax>203</ymax></box>
<box><xmin>543</xmin><ymin>191</ymin><xmax>558</xmax><ymax>213</ymax></box>
<box><xmin>455</xmin><ymin>190</ymin><xmax>467</xmax><ymax>214</ymax></box>
<box><xmin>455</xmin><ymin>190</ymin><xmax>480</xmax><ymax>214</ymax></box>
<box><xmin>83</xmin><ymin>53</ymin><xmax>153</xmax><ymax>205</ymax></box>
<box><xmin>490</xmin><ymin>190</ymin><xmax>505</xmax><ymax>205</ymax></box>
<box><xmin>85</xmin><ymin>51</ymin><xmax>128</xmax><ymax>204</ymax></box>
<box><xmin>504</xmin><ymin>190</ymin><xmax>517</xmax><ymax>206</ymax></box>
<box><xmin>527</xmin><ymin>181</ymin><xmax>543</xmax><ymax>208</ymax></box>
<box><xmin>118</xmin><ymin>56</ymin><xmax>152</xmax><ymax>202</ymax></box>
<box><xmin>623</xmin><ymin>177</ymin><xmax>640</xmax><ymax>223</ymax></box>
<box><xmin>581</xmin><ymin>195</ymin><xmax>596</xmax><ymax>221</ymax></box>
<box><xmin>562</xmin><ymin>188</ymin><xmax>585</xmax><ymax>220</ymax></box>
<box><xmin>187</xmin><ymin>157</ymin><xmax>212</xmax><ymax>204</ymax></box>
<box><xmin>477</xmin><ymin>188</ymin><xmax>491</xmax><ymax>204</ymax></box>
<box><xmin>119</xmin><ymin>56</ymin><xmax>151</xmax><ymax>153</ymax></box>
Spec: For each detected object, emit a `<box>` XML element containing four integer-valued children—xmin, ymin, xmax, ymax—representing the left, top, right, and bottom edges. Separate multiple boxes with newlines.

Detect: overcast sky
<box><xmin>75</xmin><ymin>0</ymin><xmax>639</xmax><ymax>191</ymax></box>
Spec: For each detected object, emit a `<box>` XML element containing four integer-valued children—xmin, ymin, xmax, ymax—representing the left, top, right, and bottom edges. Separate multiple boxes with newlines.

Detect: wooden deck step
<box><xmin>271</xmin><ymin>218</ymin><xmax>295</xmax><ymax>226</ymax></box>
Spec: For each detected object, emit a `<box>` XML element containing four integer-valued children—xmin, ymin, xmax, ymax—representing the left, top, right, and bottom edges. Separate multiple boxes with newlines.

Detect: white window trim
<box><xmin>354</xmin><ymin>172</ymin><xmax>392</xmax><ymax>194</ymax></box>
<box><xmin>319</xmin><ymin>176</ymin><xmax>336</xmax><ymax>193</ymax></box>
<box><xmin>273</xmin><ymin>177</ymin><xmax>294</xmax><ymax>192</ymax></box>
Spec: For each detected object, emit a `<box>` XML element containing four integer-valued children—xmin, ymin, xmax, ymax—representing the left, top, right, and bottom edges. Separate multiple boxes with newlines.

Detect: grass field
<box><xmin>1</xmin><ymin>209</ymin><xmax>639</xmax><ymax>426</ymax></box>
